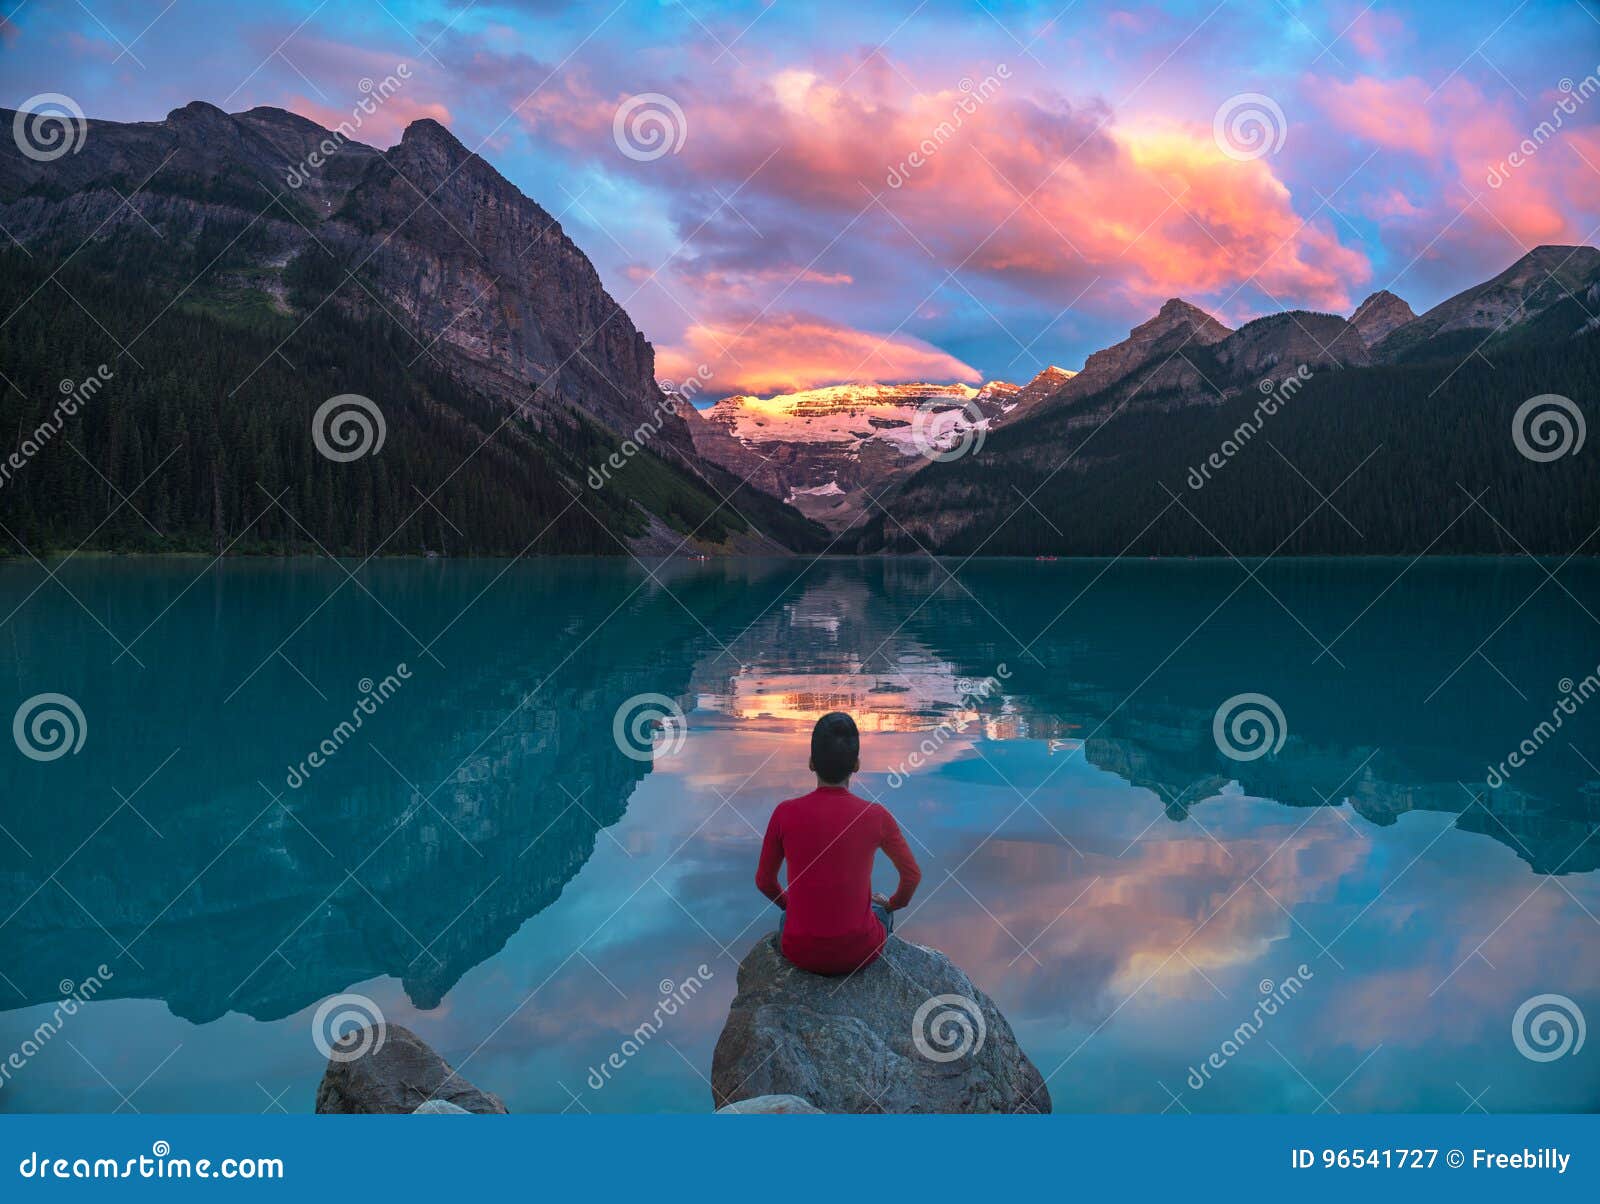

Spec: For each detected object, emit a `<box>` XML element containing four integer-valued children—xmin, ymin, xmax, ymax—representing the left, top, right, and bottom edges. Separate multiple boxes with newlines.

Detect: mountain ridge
<box><xmin>2</xmin><ymin>100</ymin><xmax>1595</xmax><ymax>558</ymax></box>
<box><xmin>849</xmin><ymin>242</ymin><xmax>1600</xmax><ymax>556</ymax></box>
<box><xmin>685</xmin><ymin>370</ymin><xmax>1070</xmax><ymax>531</ymax></box>
<box><xmin>0</xmin><ymin>101</ymin><xmax>829</xmax><ymax>555</ymax></box>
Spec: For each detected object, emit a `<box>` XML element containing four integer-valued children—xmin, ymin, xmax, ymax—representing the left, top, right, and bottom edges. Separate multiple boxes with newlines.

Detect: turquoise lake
<box><xmin>0</xmin><ymin>556</ymin><xmax>1596</xmax><ymax>1112</ymax></box>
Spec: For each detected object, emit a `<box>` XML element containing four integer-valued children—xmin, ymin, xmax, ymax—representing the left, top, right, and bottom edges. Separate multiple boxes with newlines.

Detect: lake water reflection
<box><xmin>0</xmin><ymin>556</ymin><xmax>1596</xmax><ymax>1112</ymax></box>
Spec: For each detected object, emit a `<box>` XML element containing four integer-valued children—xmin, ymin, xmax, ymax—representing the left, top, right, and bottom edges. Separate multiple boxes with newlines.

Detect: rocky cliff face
<box><xmin>1037</xmin><ymin>298</ymin><xmax>1233</xmax><ymax>415</ymax></box>
<box><xmin>1006</xmin><ymin>364</ymin><xmax>1077</xmax><ymax>418</ymax></box>
<box><xmin>0</xmin><ymin>101</ymin><xmax>844</xmax><ymax>552</ymax></box>
<box><xmin>1371</xmin><ymin>244</ymin><xmax>1600</xmax><ymax>361</ymax></box>
<box><xmin>1020</xmin><ymin>298</ymin><xmax>1370</xmax><ymax>440</ymax></box>
<box><xmin>1348</xmin><ymin>289</ymin><xmax>1416</xmax><ymax>345</ymax></box>
<box><xmin>0</xmin><ymin>102</ymin><xmax>703</xmax><ymax>493</ymax></box>
<box><xmin>1214</xmin><ymin>310</ymin><xmax>1370</xmax><ymax>376</ymax></box>
<box><xmin>335</xmin><ymin>115</ymin><xmax>686</xmax><ymax>452</ymax></box>
<box><xmin>685</xmin><ymin>378</ymin><xmax>1032</xmax><ymax>532</ymax></box>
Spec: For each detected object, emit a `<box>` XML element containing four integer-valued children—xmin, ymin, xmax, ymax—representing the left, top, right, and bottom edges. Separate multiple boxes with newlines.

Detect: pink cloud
<box><xmin>64</xmin><ymin>30</ymin><xmax>120</xmax><ymax>61</ymax></box>
<box><xmin>520</xmin><ymin>63</ymin><xmax>1370</xmax><ymax>312</ymax></box>
<box><xmin>1345</xmin><ymin>7</ymin><xmax>1409</xmax><ymax>60</ymax></box>
<box><xmin>1106</xmin><ymin>9</ymin><xmax>1157</xmax><ymax>34</ymax></box>
<box><xmin>282</xmin><ymin>93</ymin><xmax>453</xmax><ymax>150</ymax></box>
<box><xmin>1318</xmin><ymin>76</ymin><xmax>1436</xmax><ymax>155</ymax></box>
<box><xmin>1316</xmin><ymin>73</ymin><xmax>1600</xmax><ymax>260</ymax></box>
<box><xmin>1365</xmin><ymin>188</ymin><xmax>1426</xmax><ymax>220</ymax></box>
<box><xmin>629</xmin><ymin>262</ymin><xmax>854</xmax><ymax>302</ymax></box>
<box><xmin>656</xmin><ymin>312</ymin><xmax>981</xmax><ymax>395</ymax></box>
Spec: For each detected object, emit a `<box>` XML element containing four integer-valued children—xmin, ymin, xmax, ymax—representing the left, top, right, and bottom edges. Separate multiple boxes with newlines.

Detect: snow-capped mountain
<box><xmin>681</xmin><ymin>373</ymin><xmax>1072</xmax><ymax>532</ymax></box>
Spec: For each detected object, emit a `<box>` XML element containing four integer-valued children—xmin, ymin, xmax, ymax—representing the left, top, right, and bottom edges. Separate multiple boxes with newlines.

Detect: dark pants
<box><xmin>777</xmin><ymin>902</ymin><xmax>893</xmax><ymax>940</ymax></box>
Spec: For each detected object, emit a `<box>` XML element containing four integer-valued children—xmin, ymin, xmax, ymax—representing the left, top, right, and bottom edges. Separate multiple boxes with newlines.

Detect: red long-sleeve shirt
<box><xmin>755</xmin><ymin>786</ymin><xmax>922</xmax><ymax>975</ymax></box>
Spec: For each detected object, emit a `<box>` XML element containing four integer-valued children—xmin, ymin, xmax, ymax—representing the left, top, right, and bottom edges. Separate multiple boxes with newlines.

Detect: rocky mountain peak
<box><xmin>1031</xmin><ymin>298</ymin><xmax>1230</xmax><ymax>412</ymax></box>
<box><xmin>400</xmin><ymin>117</ymin><xmax>465</xmax><ymax>151</ymax></box>
<box><xmin>237</xmin><ymin>105</ymin><xmax>322</xmax><ymax>131</ymax></box>
<box><xmin>389</xmin><ymin>117</ymin><xmax>482</xmax><ymax>182</ymax></box>
<box><xmin>1348</xmin><ymin>289</ymin><xmax>1415</xmax><ymax>345</ymax></box>
<box><xmin>1009</xmin><ymin>365</ymin><xmax>1078</xmax><ymax>417</ymax></box>
<box><xmin>161</xmin><ymin>100</ymin><xmax>255</xmax><ymax>153</ymax></box>
<box><xmin>686</xmin><ymin>378</ymin><xmax>1035</xmax><ymax>533</ymax></box>
<box><xmin>1215</xmin><ymin>310</ymin><xmax>1370</xmax><ymax>375</ymax></box>
<box><xmin>165</xmin><ymin>99</ymin><xmax>233</xmax><ymax>126</ymax></box>
<box><xmin>1372</xmin><ymin>243</ymin><xmax>1600</xmax><ymax>361</ymax></box>
<box><xmin>1143</xmin><ymin>297</ymin><xmax>1231</xmax><ymax>342</ymax></box>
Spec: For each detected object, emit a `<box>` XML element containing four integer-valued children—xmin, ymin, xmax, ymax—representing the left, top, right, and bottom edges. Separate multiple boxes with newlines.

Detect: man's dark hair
<box><xmin>811</xmin><ymin>712</ymin><xmax>860</xmax><ymax>784</ymax></box>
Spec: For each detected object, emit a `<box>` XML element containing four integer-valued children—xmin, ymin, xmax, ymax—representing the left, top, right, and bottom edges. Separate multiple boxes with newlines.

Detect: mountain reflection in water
<box><xmin>0</xmin><ymin>557</ymin><xmax>1595</xmax><ymax>1112</ymax></box>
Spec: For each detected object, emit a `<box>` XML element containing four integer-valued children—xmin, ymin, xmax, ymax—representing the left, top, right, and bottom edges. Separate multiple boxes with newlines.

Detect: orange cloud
<box><xmin>656</xmin><ymin>312</ymin><xmax>981</xmax><ymax>395</ymax></box>
<box><xmin>519</xmin><ymin>62</ymin><xmax>1370</xmax><ymax>312</ymax></box>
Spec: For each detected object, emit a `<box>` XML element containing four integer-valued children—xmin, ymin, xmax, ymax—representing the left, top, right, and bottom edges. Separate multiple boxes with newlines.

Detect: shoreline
<box><xmin>1</xmin><ymin>550</ymin><xmax>1596</xmax><ymax>564</ymax></box>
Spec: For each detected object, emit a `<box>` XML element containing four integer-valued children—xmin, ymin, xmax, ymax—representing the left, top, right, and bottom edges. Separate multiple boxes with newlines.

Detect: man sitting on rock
<box><xmin>755</xmin><ymin>712</ymin><xmax>921</xmax><ymax>975</ymax></box>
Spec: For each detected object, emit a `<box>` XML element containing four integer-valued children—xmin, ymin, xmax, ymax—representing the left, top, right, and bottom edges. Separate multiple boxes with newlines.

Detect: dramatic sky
<box><xmin>8</xmin><ymin>0</ymin><xmax>1600</xmax><ymax>395</ymax></box>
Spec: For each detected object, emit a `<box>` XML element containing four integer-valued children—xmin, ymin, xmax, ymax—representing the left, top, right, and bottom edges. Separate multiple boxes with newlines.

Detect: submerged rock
<box><xmin>314</xmin><ymin>1023</ymin><xmax>508</xmax><ymax>1114</ymax></box>
<box><xmin>715</xmin><ymin>1093</ymin><xmax>824</xmax><ymax>1114</ymax></box>
<box><xmin>412</xmin><ymin>1099</ymin><xmax>471</xmax><ymax>1114</ymax></box>
<box><xmin>711</xmin><ymin>934</ymin><xmax>1051</xmax><ymax>1113</ymax></box>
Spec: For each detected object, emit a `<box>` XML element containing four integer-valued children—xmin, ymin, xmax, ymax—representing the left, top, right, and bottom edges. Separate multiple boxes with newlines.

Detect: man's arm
<box><xmin>878</xmin><ymin>806</ymin><xmax>921</xmax><ymax>910</ymax></box>
<box><xmin>755</xmin><ymin>807</ymin><xmax>786</xmax><ymax>908</ymax></box>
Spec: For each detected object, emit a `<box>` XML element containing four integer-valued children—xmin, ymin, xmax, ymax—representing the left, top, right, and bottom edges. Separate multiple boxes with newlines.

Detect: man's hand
<box><xmin>871</xmin><ymin>892</ymin><xmax>891</xmax><ymax>909</ymax></box>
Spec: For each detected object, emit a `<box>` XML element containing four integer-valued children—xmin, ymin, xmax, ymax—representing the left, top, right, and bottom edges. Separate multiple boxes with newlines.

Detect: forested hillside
<box><xmin>852</xmin><ymin>331</ymin><xmax>1600</xmax><ymax>557</ymax></box>
<box><xmin>0</xmin><ymin>247</ymin><xmax>824</xmax><ymax>556</ymax></box>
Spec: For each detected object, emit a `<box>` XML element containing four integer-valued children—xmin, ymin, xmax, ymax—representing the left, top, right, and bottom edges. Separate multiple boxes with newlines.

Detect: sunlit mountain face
<box><xmin>680</xmin><ymin>376</ymin><xmax>1077</xmax><ymax>531</ymax></box>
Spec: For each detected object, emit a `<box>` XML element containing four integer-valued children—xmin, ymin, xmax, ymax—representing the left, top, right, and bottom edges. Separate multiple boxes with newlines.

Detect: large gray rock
<box><xmin>712</xmin><ymin>935</ymin><xmax>1051</xmax><ymax>1113</ymax></box>
<box><xmin>314</xmin><ymin>1024</ymin><xmax>507</xmax><ymax>1114</ymax></box>
<box><xmin>716</xmin><ymin>1094</ymin><xmax>824</xmax><ymax>1114</ymax></box>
